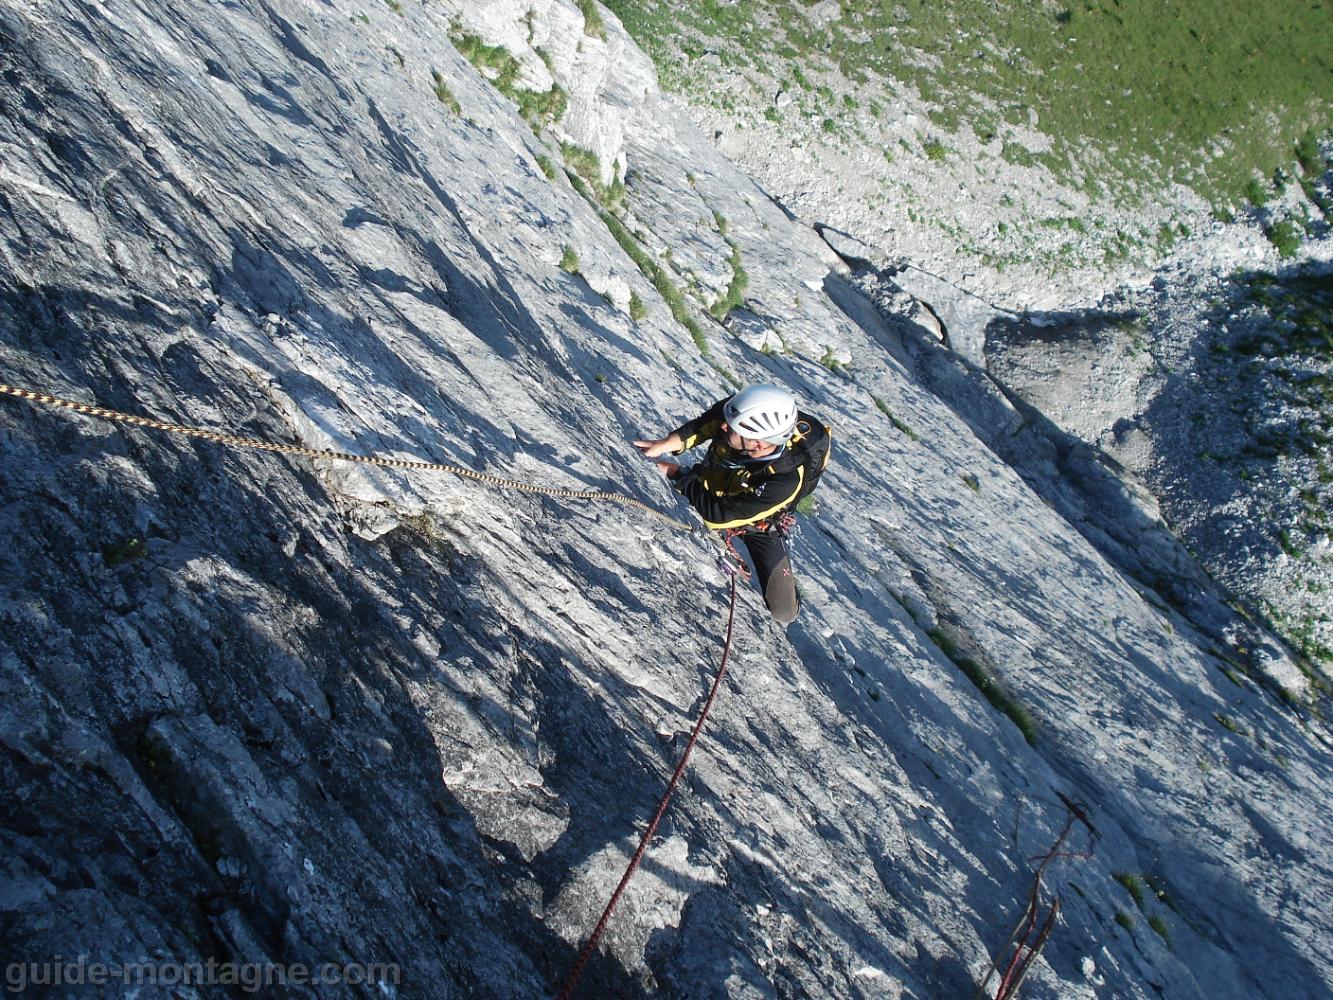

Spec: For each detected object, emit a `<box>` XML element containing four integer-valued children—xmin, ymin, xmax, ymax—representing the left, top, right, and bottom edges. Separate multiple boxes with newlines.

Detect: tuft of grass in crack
<box><xmin>561</xmin><ymin>143</ymin><xmax>625</xmax><ymax>211</ymax></box>
<box><xmin>874</xmin><ymin>398</ymin><xmax>920</xmax><ymax>440</ymax></box>
<box><xmin>450</xmin><ymin>26</ymin><xmax>567</xmax><ymax>130</ymax></box>
<box><xmin>1114</xmin><ymin>873</ymin><xmax>1146</xmax><ymax>908</ymax></box>
<box><xmin>1214</xmin><ymin>712</ymin><xmax>1249</xmax><ymax>736</ymax></box>
<box><xmin>515</xmin><ymin>84</ymin><xmax>568</xmax><ymax>131</ymax></box>
<box><xmin>431</xmin><ymin>70</ymin><xmax>461</xmax><ymax>114</ymax></box>
<box><xmin>709</xmin><ymin>210</ymin><xmax>749</xmax><ymax>319</ymax></box>
<box><xmin>575</xmin><ymin>0</ymin><xmax>606</xmax><ymax>38</ymax></box>
<box><xmin>1115</xmin><ymin>911</ymin><xmax>1135</xmax><ymax>932</ymax></box>
<box><xmin>1144</xmin><ymin>874</ymin><xmax>1179</xmax><ymax>913</ymax></box>
<box><xmin>560</xmin><ymin>160</ymin><xmax>739</xmax><ymax>384</ymax></box>
<box><xmin>1149</xmin><ymin>915</ymin><xmax>1172</xmax><ymax>947</ymax></box>
<box><xmin>575</xmin><ymin>175</ymin><xmax>709</xmax><ymax>357</ymax></box>
<box><xmin>559</xmin><ymin>245</ymin><xmax>580</xmax><ymax>274</ymax></box>
<box><xmin>102</xmin><ymin>536</ymin><xmax>146</xmax><ymax>567</ymax></box>
<box><xmin>928</xmin><ymin>628</ymin><xmax>1036</xmax><ymax>744</ymax></box>
<box><xmin>533</xmin><ymin>153</ymin><xmax>559</xmax><ymax>181</ymax></box>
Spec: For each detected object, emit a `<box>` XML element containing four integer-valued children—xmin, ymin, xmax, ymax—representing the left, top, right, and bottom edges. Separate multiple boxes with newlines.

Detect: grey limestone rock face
<box><xmin>0</xmin><ymin>2</ymin><xmax>1330</xmax><ymax>999</ymax></box>
<box><xmin>984</xmin><ymin>272</ymin><xmax>1333</xmax><ymax>694</ymax></box>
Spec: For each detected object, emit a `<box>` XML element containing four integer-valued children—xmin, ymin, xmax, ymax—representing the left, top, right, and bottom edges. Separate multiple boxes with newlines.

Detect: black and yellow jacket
<box><xmin>670</xmin><ymin>399</ymin><xmax>830</xmax><ymax>531</ymax></box>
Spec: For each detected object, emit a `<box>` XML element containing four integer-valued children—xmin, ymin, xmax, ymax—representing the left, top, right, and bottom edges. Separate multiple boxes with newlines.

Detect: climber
<box><xmin>634</xmin><ymin>383</ymin><xmax>831</xmax><ymax>624</ymax></box>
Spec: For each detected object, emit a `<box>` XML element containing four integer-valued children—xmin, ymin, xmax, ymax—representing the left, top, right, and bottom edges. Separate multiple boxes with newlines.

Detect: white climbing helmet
<box><xmin>723</xmin><ymin>383</ymin><xmax>798</xmax><ymax>444</ymax></box>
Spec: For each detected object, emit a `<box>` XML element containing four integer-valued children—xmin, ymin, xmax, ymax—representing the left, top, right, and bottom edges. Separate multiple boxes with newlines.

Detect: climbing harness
<box><xmin>974</xmin><ymin>809</ymin><xmax>1095</xmax><ymax>1000</ymax></box>
<box><xmin>713</xmin><ymin>509</ymin><xmax>799</xmax><ymax>581</ymax></box>
<box><xmin>0</xmin><ymin>383</ymin><xmax>694</xmax><ymax>532</ymax></box>
<box><xmin>717</xmin><ymin>505</ymin><xmax>803</xmax><ymax>572</ymax></box>
<box><xmin>557</xmin><ymin>572</ymin><xmax>739</xmax><ymax>1000</ymax></box>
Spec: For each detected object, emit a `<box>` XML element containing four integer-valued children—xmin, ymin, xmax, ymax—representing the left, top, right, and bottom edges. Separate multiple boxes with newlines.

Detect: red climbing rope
<box><xmin>976</xmin><ymin>809</ymin><xmax>1095</xmax><ymax>1000</ymax></box>
<box><xmin>556</xmin><ymin>573</ymin><xmax>740</xmax><ymax>1000</ymax></box>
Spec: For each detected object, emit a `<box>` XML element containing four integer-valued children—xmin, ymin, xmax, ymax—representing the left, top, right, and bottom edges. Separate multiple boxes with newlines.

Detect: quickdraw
<box><xmin>718</xmin><ymin>528</ymin><xmax>753</xmax><ymax>581</ymax></box>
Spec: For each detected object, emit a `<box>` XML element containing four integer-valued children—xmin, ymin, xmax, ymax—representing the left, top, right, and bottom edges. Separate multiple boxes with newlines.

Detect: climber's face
<box><xmin>722</xmin><ymin>422</ymin><xmax>778</xmax><ymax>458</ymax></box>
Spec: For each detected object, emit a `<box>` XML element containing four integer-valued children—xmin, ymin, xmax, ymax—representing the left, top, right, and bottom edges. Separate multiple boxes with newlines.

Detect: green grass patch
<box><xmin>561</xmin><ymin>143</ymin><xmax>625</xmax><ymax>211</ymax></box>
<box><xmin>1115</xmin><ymin>911</ymin><xmax>1135</xmax><ymax>932</ymax></box>
<box><xmin>629</xmin><ymin>290</ymin><xmax>648</xmax><ymax>322</ymax></box>
<box><xmin>928</xmin><ymin>628</ymin><xmax>1036</xmax><ymax>744</ymax></box>
<box><xmin>559</xmin><ymin>245</ymin><xmax>580</xmax><ymax>274</ymax></box>
<box><xmin>1149</xmin><ymin>915</ymin><xmax>1172</xmax><ymax>947</ymax></box>
<box><xmin>1000</xmin><ymin>140</ymin><xmax>1039</xmax><ymax>168</ymax></box>
<box><xmin>1295</xmin><ymin>131</ymin><xmax>1323</xmax><ymax>176</ymax></box>
<box><xmin>431</xmin><ymin>70</ymin><xmax>461</xmax><ymax>114</ymax></box>
<box><xmin>1245</xmin><ymin>176</ymin><xmax>1272</xmax><ymax>207</ymax></box>
<box><xmin>1156</xmin><ymin>222</ymin><xmax>1178</xmax><ymax>254</ymax></box>
<box><xmin>874</xmin><ymin>397</ymin><xmax>920</xmax><ymax>440</ymax></box>
<box><xmin>1266</xmin><ymin>220</ymin><xmax>1304</xmax><ymax>259</ymax></box>
<box><xmin>709</xmin><ymin>211</ymin><xmax>749</xmax><ymax>319</ymax></box>
<box><xmin>451</xmin><ymin>28</ymin><xmax>520</xmax><ymax>85</ymax></box>
<box><xmin>602</xmin><ymin>0</ymin><xmax>1333</xmax><ymax>207</ymax></box>
<box><xmin>102</xmin><ymin>536</ymin><xmax>147</xmax><ymax>567</ymax></box>
<box><xmin>1114</xmin><ymin>872</ymin><xmax>1146</xmax><ymax>908</ymax></box>
<box><xmin>450</xmin><ymin>26</ymin><xmax>567</xmax><ymax>130</ymax></box>
<box><xmin>575</xmin><ymin>0</ymin><xmax>606</xmax><ymax>38</ymax></box>
<box><xmin>1278</xmin><ymin>529</ymin><xmax>1303</xmax><ymax>559</ymax></box>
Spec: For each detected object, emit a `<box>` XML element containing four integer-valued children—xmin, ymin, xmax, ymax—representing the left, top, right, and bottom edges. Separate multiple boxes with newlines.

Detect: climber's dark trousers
<box><xmin>737</xmin><ymin>528</ymin><xmax>799</xmax><ymax>624</ymax></box>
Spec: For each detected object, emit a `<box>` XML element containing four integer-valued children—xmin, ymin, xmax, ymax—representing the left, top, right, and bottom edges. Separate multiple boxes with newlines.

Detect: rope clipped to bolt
<box><xmin>0</xmin><ymin>383</ymin><xmax>694</xmax><ymax>532</ymax></box>
<box><xmin>557</xmin><ymin>572</ymin><xmax>739</xmax><ymax>1000</ymax></box>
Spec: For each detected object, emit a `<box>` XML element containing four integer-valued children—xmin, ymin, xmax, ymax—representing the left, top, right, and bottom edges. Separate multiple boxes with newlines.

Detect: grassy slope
<box><xmin>605</xmin><ymin>0</ymin><xmax>1332</xmax><ymax>208</ymax></box>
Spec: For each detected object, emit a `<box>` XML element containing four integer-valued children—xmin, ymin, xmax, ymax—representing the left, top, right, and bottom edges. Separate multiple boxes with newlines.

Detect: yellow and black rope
<box><xmin>0</xmin><ymin>383</ymin><xmax>694</xmax><ymax>532</ymax></box>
